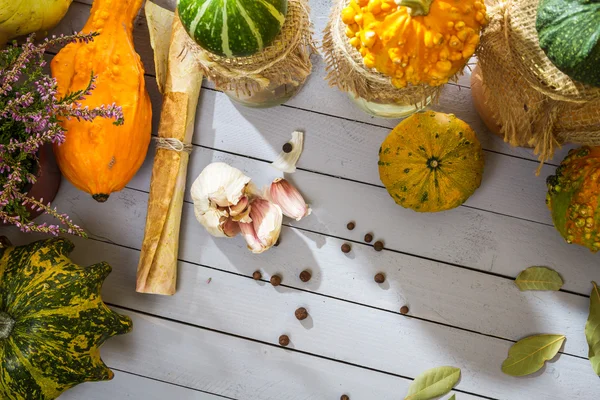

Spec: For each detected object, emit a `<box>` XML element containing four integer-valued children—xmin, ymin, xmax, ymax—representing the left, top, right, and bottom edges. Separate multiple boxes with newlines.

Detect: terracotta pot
<box><xmin>22</xmin><ymin>145</ymin><xmax>62</xmax><ymax>220</ymax></box>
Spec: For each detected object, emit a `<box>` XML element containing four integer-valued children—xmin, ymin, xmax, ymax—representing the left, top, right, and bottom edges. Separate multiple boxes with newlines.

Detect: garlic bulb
<box><xmin>239</xmin><ymin>198</ymin><xmax>283</xmax><ymax>254</ymax></box>
<box><xmin>190</xmin><ymin>163</ymin><xmax>251</xmax><ymax>238</ymax></box>
<box><xmin>272</xmin><ymin>131</ymin><xmax>304</xmax><ymax>173</ymax></box>
<box><xmin>269</xmin><ymin>178</ymin><xmax>311</xmax><ymax>221</ymax></box>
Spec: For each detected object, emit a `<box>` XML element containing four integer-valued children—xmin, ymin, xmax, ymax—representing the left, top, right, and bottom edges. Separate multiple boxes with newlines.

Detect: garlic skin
<box><xmin>191</xmin><ymin>163</ymin><xmax>251</xmax><ymax>238</ymax></box>
<box><xmin>270</xmin><ymin>178</ymin><xmax>311</xmax><ymax>221</ymax></box>
<box><xmin>239</xmin><ymin>198</ymin><xmax>283</xmax><ymax>254</ymax></box>
<box><xmin>272</xmin><ymin>131</ymin><xmax>304</xmax><ymax>173</ymax></box>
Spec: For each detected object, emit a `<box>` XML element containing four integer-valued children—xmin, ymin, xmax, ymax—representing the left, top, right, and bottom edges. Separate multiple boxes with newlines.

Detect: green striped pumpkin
<box><xmin>0</xmin><ymin>238</ymin><xmax>132</xmax><ymax>399</ymax></box>
<box><xmin>178</xmin><ymin>0</ymin><xmax>288</xmax><ymax>57</ymax></box>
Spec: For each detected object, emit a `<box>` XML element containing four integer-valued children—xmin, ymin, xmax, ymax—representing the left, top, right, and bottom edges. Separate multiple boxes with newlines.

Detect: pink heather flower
<box><xmin>0</xmin><ymin>31</ymin><xmax>115</xmax><ymax>237</ymax></box>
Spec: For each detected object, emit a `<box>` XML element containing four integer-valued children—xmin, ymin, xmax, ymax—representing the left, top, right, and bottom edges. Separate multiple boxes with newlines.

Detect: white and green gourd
<box><xmin>177</xmin><ymin>0</ymin><xmax>288</xmax><ymax>58</ymax></box>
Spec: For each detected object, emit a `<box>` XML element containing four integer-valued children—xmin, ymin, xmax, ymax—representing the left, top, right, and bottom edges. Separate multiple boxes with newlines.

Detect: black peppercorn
<box><xmin>347</xmin><ymin>221</ymin><xmax>355</xmax><ymax>230</ymax></box>
<box><xmin>270</xmin><ymin>275</ymin><xmax>282</xmax><ymax>286</ymax></box>
<box><xmin>282</xmin><ymin>143</ymin><xmax>293</xmax><ymax>153</ymax></box>
<box><xmin>299</xmin><ymin>270</ymin><xmax>312</xmax><ymax>282</ymax></box>
<box><xmin>252</xmin><ymin>270</ymin><xmax>262</xmax><ymax>280</ymax></box>
<box><xmin>374</xmin><ymin>273</ymin><xmax>385</xmax><ymax>284</ymax></box>
<box><xmin>364</xmin><ymin>233</ymin><xmax>373</xmax><ymax>243</ymax></box>
<box><xmin>279</xmin><ymin>335</ymin><xmax>290</xmax><ymax>346</ymax></box>
<box><xmin>374</xmin><ymin>241</ymin><xmax>384</xmax><ymax>251</ymax></box>
<box><xmin>341</xmin><ymin>243</ymin><xmax>351</xmax><ymax>253</ymax></box>
<box><xmin>295</xmin><ymin>307</ymin><xmax>308</xmax><ymax>320</ymax></box>
<box><xmin>341</xmin><ymin>395</ymin><xmax>350</xmax><ymax>400</ymax></box>
<box><xmin>400</xmin><ymin>306</ymin><xmax>409</xmax><ymax>315</ymax></box>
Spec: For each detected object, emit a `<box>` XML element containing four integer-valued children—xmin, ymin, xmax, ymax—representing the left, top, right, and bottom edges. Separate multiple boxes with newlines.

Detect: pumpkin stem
<box><xmin>0</xmin><ymin>312</ymin><xmax>15</xmax><ymax>339</ymax></box>
<box><xmin>396</xmin><ymin>0</ymin><xmax>433</xmax><ymax>16</ymax></box>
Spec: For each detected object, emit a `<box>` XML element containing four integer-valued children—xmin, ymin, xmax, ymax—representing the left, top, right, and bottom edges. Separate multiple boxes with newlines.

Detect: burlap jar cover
<box><xmin>184</xmin><ymin>0</ymin><xmax>315</xmax><ymax>96</ymax></box>
<box><xmin>477</xmin><ymin>0</ymin><xmax>600</xmax><ymax>162</ymax></box>
<box><xmin>323</xmin><ymin>0</ymin><xmax>442</xmax><ymax>108</ymax></box>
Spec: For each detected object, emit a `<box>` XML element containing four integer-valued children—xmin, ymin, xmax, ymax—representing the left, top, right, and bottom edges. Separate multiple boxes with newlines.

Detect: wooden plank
<box><xmin>126</xmin><ymin>143</ymin><xmax>600</xmax><ymax>297</ymax></box>
<box><xmin>43</xmin><ymin>244</ymin><xmax>600</xmax><ymax>400</ymax></box>
<box><xmin>186</xmin><ymin>87</ymin><xmax>564</xmax><ymax>226</ymax></box>
<box><xmin>60</xmin><ymin>370</ymin><xmax>224</xmax><ymax>399</ymax></box>
<box><xmin>92</xmin><ymin>308</ymin><xmax>480</xmax><ymax>400</ymax></box>
<box><xmin>60</xmin><ymin>0</ymin><xmax>575</xmax><ymax>165</ymax></box>
<box><xmin>7</xmin><ymin>176</ymin><xmax>593</xmax><ymax>359</ymax></box>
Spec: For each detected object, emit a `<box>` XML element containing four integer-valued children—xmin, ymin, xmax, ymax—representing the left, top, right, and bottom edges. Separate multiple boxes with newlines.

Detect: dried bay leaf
<box><xmin>501</xmin><ymin>334</ymin><xmax>566</xmax><ymax>376</ymax></box>
<box><xmin>404</xmin><ymin>366</ymin><xmax>461</xmax><ymax>400</ymax></box>
<box><xmin>515</xmin><ymin>266</ymin><xmax>564</xmax><ymax>291</ymax></box>
<box><xmin>585</xmin><ymin>281</ymin><xmax>600</xmax><ymax>375</ymax></box>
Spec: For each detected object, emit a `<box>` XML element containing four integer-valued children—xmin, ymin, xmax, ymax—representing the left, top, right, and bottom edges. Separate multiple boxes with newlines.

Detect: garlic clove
<box><xmin>269</xmin><ymin>178</ymin><xmax>311</xmax><ymax>221</ymax></box>
<box><xmin>229</xmin><ymin>196</ymin><xmax>249</xmax><ymax>217</ymax></box>
<box><xmin>239</xmin><ymin>198</ymin><xmax>282</xmax><ymax>254</ymax></box>
<box><xmin>272</xmin><ymin>131</ymin><xmax>304</xmax><ymax>173</ymax></box>
<box><xmin>222</xmin><ymin>218</ymin><xmax>241</xmax><ymax>237</ymax></box>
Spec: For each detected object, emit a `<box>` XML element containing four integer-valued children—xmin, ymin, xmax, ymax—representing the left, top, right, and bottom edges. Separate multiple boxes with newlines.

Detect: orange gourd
<box><xmin>379</xmin><ymin>111</ymin><xmax>484</xmax><ymax>212</ymax></box>
<box><xmin>342</xmin><ymin>0</ymin><xmax>488</xmax><ymax>88</ymax></box>
<box><xmin>51</xmin><ymin>0</ymin><xmax>152</xmax><ymax>202</ymax></box>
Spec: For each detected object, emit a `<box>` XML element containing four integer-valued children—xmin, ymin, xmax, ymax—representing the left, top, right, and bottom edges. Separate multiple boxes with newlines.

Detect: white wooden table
<box><xmin>7</xmin><ymin>1</ymin><xmax>600</xmax><ymax>399</ymax></box>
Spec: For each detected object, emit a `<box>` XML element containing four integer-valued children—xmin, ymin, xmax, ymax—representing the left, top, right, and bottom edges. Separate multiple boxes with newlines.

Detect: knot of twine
<box><xmin>154</xmin><ymin>137</ymin><xmax>193</xmax><ymax>154</ymax></box>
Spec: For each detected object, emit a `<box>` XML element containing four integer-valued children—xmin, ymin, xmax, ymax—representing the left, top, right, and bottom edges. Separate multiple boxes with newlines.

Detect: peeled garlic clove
<box><xmin>239</xmin><ymin>198</ymin><xmax>282</xmax><ymax>254</ymax></box>
<box><xmin>272</xmin><ymin>131</ymin><xmax>304</xmax><ymax>173</ymax></box>
<box><xmin>270</xmin><ymin>178</ymin><xmax>311</xmax><ymax>221</ymax></box>
<box><xmin>191</xmin><ymin>162</ymin><xmax>251</xmax><ymax>237</ymax></box>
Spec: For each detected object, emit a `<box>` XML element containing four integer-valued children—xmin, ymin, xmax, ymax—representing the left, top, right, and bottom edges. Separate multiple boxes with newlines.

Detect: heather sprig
<box><xmin>0</xmin><ymin>32</ymin><xmax>124</xmax><ymax>237</ymax></box>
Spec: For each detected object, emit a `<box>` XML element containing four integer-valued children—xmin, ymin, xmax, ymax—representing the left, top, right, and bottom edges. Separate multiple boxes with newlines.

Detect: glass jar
<box><xmin>224</xmin><ymin>80</ymin><xmax>306</xmax><ymax>108</ymax></box>
<box><xmin>348</xmin><ymin>92</ymin><xmax>433</xmax><ymax>119</ymax></box>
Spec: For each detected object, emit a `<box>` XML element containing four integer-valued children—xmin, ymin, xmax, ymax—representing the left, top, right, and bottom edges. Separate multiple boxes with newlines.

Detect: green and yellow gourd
<box><xmin>547</xmin><ymin>146</ymin><xmax>600</xmax><ymax>252</ymax></box>
<box><xmin>536</xmin><ymin>0</ymin><xmax>600</xmax><ymax>87</ymax></box>
<box><xmin>379</xmin><ymin>111</ymin><xmax>484</xmax><ymax>212</ymax></box>
<box><xmin>0</xmin><ymin>238</ymin><xmax>132</xmax><ymax>399</ymax></box>
<box><xmin>178</xmin><ymin>0</ymin><xmax>288</xmax><ymax>57</ymax></box>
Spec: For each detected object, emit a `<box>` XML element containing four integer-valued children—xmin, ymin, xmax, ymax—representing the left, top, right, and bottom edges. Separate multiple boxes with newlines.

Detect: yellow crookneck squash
<box><xmin>342</xmin><ymin>0</ymin><xmax>488</xmax><ymax>88</ymax></box>
<box><xmin>51</xmin><ymin>0</ymin><xmax>152</xmax><ymax>202</ymax></box>
<box><xmin>379</xmin><ymin>111</ymin><xmax>484</xmax><ymax>212</ymax></box>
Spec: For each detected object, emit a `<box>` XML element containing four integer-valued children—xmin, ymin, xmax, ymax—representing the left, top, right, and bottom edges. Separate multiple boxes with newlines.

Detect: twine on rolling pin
<box><xmin>154</xmin><ymin>137</ymin><xmax>193</xmax><ymax>154</ymax></box>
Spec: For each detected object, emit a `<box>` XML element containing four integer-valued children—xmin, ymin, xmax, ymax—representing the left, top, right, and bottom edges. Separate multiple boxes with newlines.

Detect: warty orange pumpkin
<box><xmin>546</xmin><ymin>146</ymin><xmax>600</xmax><ymax>252</ymax></box>
<box><xmin>51</xmin><ymin>0</ymin><xmax>152</xmax><ymax>202</ymax></box>
<box><xmin>342</xmin><ymin>0</ymin><xmax>488</xmax><ymax>88</ymax></box>
<box><xmin>379</xmin><ymin>111</ymin><xmax>484</xmax><ymax>212</ymax></box>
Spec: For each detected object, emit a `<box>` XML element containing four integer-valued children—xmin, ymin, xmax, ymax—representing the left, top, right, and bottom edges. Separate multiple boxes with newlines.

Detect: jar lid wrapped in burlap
<box><xmin>322</xmin><ymin>0</ymin><xmax>441</xmax><ymax>107</ymax></box>
<box><xmin>184</xmin><ymin>0</ymin><xmax>316</xmax><ymax>95</ymax></box>
<box><xmin>506</xmin><ymin>0</ymin><xmax>600</xmax><ymax>103</ymax></box>
<box><xmin>477</xmin><ymin>0</ymin><xmax>600</xmax><ymax>164</ymax></box>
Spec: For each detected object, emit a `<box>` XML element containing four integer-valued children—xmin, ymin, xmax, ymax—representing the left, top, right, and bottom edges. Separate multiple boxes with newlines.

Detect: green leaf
<box><xmin>515</xmin><ymin>266</ymin><xmax>564</xmax><ymax>291</ymax></box>
<box><xmin>405</xmin><ymin>366</ymin><xmax>461</xmax><ymax>400</ymax></box>
<box><xmin>501</xmin><ymin>334</ymin><xmax>566</xmax><ymax>376</ymax></box>
<box><xmin>585</xmin><ymin>281</ymin><xmax>600</xmax><ymax>375</ymax></box>
<box><xmin>448</xmin><ymin>395</ymin><xmax>456</xmax><ymax>400</ymax></box>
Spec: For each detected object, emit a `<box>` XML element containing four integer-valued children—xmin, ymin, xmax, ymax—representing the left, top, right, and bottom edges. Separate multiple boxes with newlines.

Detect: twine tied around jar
<box><xmin>183</xmin><ymin>0</ymin><xmax>316</xmax><ymax>96</ymax></box>
<box><xmin>477</xmin><ymin>0</ymin><xmax>600</xmax><ymax>165</ymax></box>
<box><xmin>322</xmin><ymin>0</ymin><xmax>443</xmax><ymax>108</ymax></box>
<box><xmin>154</xmin><ymin>137</ymin><xmax>193</xmax><ymax>154</ymax></box>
